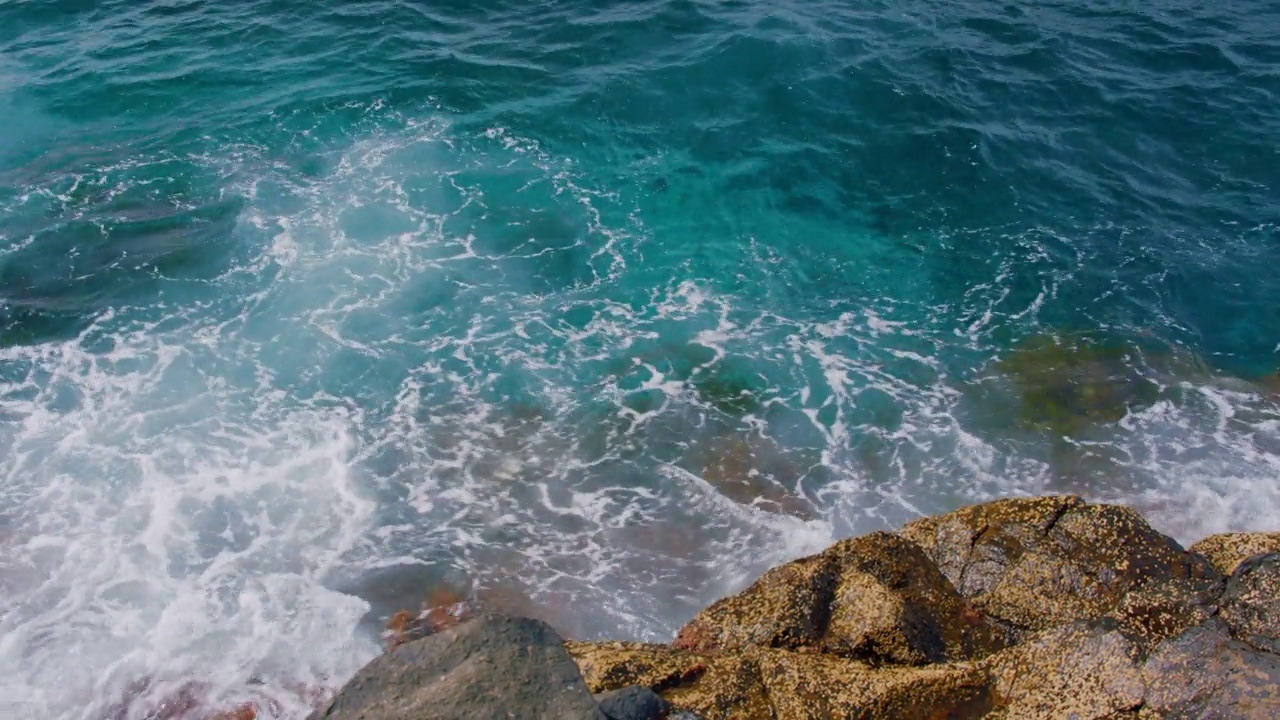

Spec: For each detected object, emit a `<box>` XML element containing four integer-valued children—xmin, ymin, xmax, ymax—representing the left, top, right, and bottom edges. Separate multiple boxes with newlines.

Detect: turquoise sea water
<box><xmin>2</xmin><ymin>0</ymin><xmax>1279</xmax><ymax>717</ymax></box>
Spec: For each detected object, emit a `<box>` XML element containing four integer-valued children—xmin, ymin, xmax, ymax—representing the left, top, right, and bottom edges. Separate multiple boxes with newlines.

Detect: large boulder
<box><xmin>1190</xmin><ymin>531</ymin><xmax>1280</xmax><ymax>574</ymax></box>
<box><xmin>314</xmin><ymin>615</ymin><xmax>604</xmax><ymax>720</ymax></box>
<box><xmin>823</xmin><ymin>532</ymin><xmax>1002</xmax><ymax>664</ymax></box>
<box><xmin>899</xmin><ymin>496</ymin><xmax>1221</xmax><ymax>638</ymax></box>
<box><xmin>675</xmin><ymin>532</ymin><xmax>1004</xmax><ymax>664</ymax></box>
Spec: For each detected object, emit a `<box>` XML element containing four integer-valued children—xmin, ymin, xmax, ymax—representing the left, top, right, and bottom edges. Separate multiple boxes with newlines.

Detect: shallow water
<box><xmin>1</xmin><ymin>0</ymin><xmax>1279</xmax><ymax>717</ymax></box>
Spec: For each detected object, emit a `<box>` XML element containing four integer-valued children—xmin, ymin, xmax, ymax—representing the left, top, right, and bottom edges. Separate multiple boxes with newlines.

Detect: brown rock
<box><xmin>1190</xmin><ymin>531</ymin><xmax>1280</xmax><ymax>575</ymax></box>
<box><xmin>899</xmin><ymin>496</ymin><xmax>1221</xmax><ymax>635</ymax></box>
<box><xmin>1218</xmin><ymin>554</ymin><xmax>1280</xmax><ymax>654</ymax></box>
<box><xmin>382</xmin><ymin>585</ymin><xmax>475</xmax><ymax>649</ymax></box>
<box><xmin>204</xmin><ymin>705</ymin><xmax>259</xmax><ymax>720</ymax></box>
<box><xmin>753</xmin><ymin>649</ymin><xmax>992</xmax><ymax>720</ymax></box>
<box><xmin>899</xmin><ymin>495</ymin><xmax>1085</xmax><ymax>598</ymax></box>
<box><xmin>822</xmin><ymin>532</ymin><xmax>1004</xmax><ymax>664</ymax></box>
<box><xmin>689</xmin><ymin>433</ymin><xmax>815</xmax><ymax>518</ymax></box>
<box><xmin>568</xmin><ymin>641</ymin><xmax>773</xmax><ymax>720</ymax></box>
<box><xmin>674</xmin><ymin>532</ymin><xmax>1004</xmax><ymax>665</ymax></box>
<box><xmin>988</xmin><ymin>621</ymin><xmax>1145</xmax><ymax>719</ymax></box>
<box><xmin>1109</xmin><ymin>583</ymin><xmax>1212</xmax><ymax>647</ymax></box>
<box><xmin>673</xmin><ymin>552</ymin><xmax>839</xmax><ymax>653</ymax></box>
<box><xmin>568</xmin><ymin>640</ymin><xmax>991</xmax><ymax>720</ymax></box>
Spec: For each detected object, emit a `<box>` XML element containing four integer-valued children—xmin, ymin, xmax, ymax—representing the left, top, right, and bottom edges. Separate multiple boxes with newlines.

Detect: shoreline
<box><xmin>310</xmin><ymin>494</ymin><xmax>1280</xmax><ymax>719</ymax></box>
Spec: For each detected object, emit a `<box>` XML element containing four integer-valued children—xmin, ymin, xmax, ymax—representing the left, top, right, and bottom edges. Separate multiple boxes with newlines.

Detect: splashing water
<box><xmin>2</xmin><ymin>0</ymin><xmax>1279</xmax><ymax>717</ymax></box>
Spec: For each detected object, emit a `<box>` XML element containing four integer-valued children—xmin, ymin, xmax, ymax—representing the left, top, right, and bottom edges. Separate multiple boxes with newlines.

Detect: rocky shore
<box><xmin>313</xmin><ymin>496</ymin><xmax>1280</xmax><ymax>719</ymax></box>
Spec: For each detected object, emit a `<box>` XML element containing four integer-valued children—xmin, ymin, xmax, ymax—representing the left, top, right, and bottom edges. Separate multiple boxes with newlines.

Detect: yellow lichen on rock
<box><xmin>1189</xmin><ymin>531</ymin><xmax>1280</xmax><ymax>575</ymax></box>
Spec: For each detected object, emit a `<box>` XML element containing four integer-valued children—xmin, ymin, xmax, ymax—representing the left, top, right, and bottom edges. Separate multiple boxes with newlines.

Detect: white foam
<box><xmin>4</xmin><ymin>105</ymin><xmax>1279</xmax><ymax>719</ymax></box>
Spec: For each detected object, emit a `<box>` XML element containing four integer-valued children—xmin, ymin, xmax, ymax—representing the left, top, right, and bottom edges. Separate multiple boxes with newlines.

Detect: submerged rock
<box><xmin>685</xmin><ymin>432</ymin><xmax>814</xmax><ymax>518</ymax></box>
<box><xmin>996</xmin><ymin>334</ymin><xmax>1160</xmax><ymax>437</ymax></box>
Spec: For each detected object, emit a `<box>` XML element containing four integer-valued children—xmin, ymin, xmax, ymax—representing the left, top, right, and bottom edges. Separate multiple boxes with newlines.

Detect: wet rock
<box><xmin>1218</xmin><ymin>553</ymin><xmax>1280</xmax><ymax>654</ymax></box>
<box><xmin>899</xmin><ymin>496</ymin><xmax>1221</xmax><ymax>637</ymax></box>
<box><xmin>594</xmin><ymin>685</ymin><xmax>670</xmax><ymax>720</ymax></box>
<box><xmin>996</xmin><ymin>334</ymin><xmax>1161</xmax><ymax>437</ymax></box>
<box><xmin>316</xmin><ymin>615</ymin><xmax>604</xmax><ymax>720</ymax></box>
<box><xmin>382</xmin><ymin>584</ymin><xmax>476</xmax><ymax>649</ymax></box>
<box><xmin>329</xmin><ymin>496</ymin><xmax>1279</xmax><ymax>720</ymax></box>
<box><xmin>752</xmin><ymin>649</ymin><xmax>992</xmax><ymax>720</ymax></box>
<box><xmin>1190</xmin><ymin>531</ymin><xmax>1280</xmax><ymax>574</ymax></box>
<box><xmin>986</xmin><ymin>616</ymin><xmax>1280</xmax><ymax>719</ymax></box>
<box><xmin>1140</xmin><ymin>620</ymin><xmax>1280</xmax><ymax>718</ymax></box>
<box><xmin>1109</xmin><ymin>582</ymin><xmax>1213</xmax><ymax>647</ymax></box>
<box><xmin>204</xmin><ymin>705</ymin><xmax>259</xmax><ymax>720</ymax></box>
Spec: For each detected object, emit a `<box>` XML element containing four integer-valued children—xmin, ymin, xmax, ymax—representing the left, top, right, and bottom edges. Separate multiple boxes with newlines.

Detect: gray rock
<box><xmin>988</xmin><ymin>618</ymin><xmax>1280</xmax><ymax>719</ymax></box>
<box><xmin>315</xmin><ymin>615</ymin><xmax>604</xmax><ymax>720</ymax></box>
<box><xmin>1142</xmin><ymin>619</ymin><xmax>1280</xmax><ymax>718</ymax></box>
<box><xmin>595</xmin><ymin>685</ymin><xmax>671</xmax><ymax>720</ymax></box>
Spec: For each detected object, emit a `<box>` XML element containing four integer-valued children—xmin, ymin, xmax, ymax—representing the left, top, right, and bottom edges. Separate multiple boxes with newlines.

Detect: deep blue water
<box><xmin>2</xmin><ymin>0</ymin><xmax>1279</xmax><ymax>717</ymax></box>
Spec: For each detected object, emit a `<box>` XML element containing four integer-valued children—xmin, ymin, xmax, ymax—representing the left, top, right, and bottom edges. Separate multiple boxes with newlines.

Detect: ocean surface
<box><xmin>1</xmin><ymin>0</ymin><xmax>1278</xmax><ymax>717</ymax></box>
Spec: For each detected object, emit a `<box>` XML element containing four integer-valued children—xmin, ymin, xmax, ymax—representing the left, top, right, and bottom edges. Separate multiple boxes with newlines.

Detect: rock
<box><xmin>204</xmin><ymin>705</ymin><xmax>259</xmax><ymax>720</ymax></box>
<box><xmin>987</xmin><ymin>618</ymin><xmax>1280</xmax><ymax>719</ymax></box>
<box><xmin>320</xmin><ymin>497</ymin><xmax>1280</xmax><ymax>720</ymax></box>
<box><xmin>899</xmin><ymin>496</ymin><xmax>1221</xmax><ymax>637</ymax></box>
<box><xmin>988</xmin><ymin>621</ymin><xmax>1145</xmax><ymax>719</ymax></box>
<box><xmin>674</xmin><ymin>531</ymin><xmax>1004</xmax><ymax>664</ymax></box>
<box><xmin>995</xmin><ymin>334</ymin><xmax>1160</xmax><ymax>437</ymax></box>
<box><xmin>673</xmin><ymin>552</ymin><xmax>838</xmax><ymax>653</ymax></box>
<box><xmin>568</xmin><ymin>640</ymin><xmax>992</xmax><ymax>719</ymax></box>
<box><xmin>751</xmin><ymin>649</ymin><xmax>992</xmax><ymax>720</ymax></box>
<box><xmin>594</xmin><ymin>686</ymin><xmax>670</xmax><ymax>720</ymax></box>
<box><xmin>822</xmin><ymin>532</ymin><xmax>1003</xmax><ymax>664</ymax></box>
<box><xmin>570</xmin><ymin>641</ymin><xmax>772</xmax><ymax>720</ymax></box>
<box><xmin>1218</xmin><ymin>554</ymin><xmax>1280</xmax><ymax>654</ymax></box>
<box><xmin>382</xmin><ymin>584</ymin><xmax>476</xmax><ymax>649</ymax></box>
<box><xmin>1190</xmin><ymin>531</ymin><xmax>1280</xmax><ymax>574</ymax></box>
<box><xmin>685</xmin><ymin>432</ymin><xmax>814</xmax><ymax>518</ymax></box>
<box><xmin>1141</xmin><ymin>620</ymin><xmax>1280</xmax><ymax>718</ymax></box>
<box><xmin>315</xmin><ymin>615</ymin><xmax>604</xmax><ymax>720</ymax></box>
